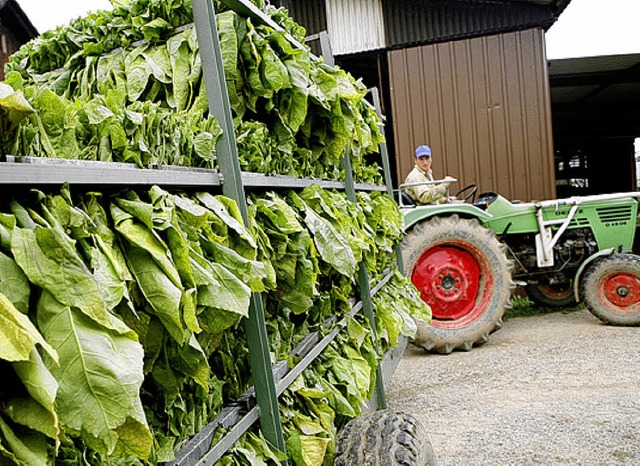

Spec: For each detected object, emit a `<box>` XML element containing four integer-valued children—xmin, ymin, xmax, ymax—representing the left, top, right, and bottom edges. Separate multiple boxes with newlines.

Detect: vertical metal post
<box><xmin>192</xmin><ymin>0</ymin><xmax>286</xmax><ymax>454</ymax></box>
<box><xmin>370</xmin><ymin>87</ymin><xmax>405</xmax><ymax>275</ymax></box>
<box><xmin>318</xmin><ymin>31</ymin><xmax>335</xmax><ymax>66</ymax></box>
<box><xmin>342</xmin><ymin>148</ymin><xmax>387</xmax><ymax>410</ymax></box>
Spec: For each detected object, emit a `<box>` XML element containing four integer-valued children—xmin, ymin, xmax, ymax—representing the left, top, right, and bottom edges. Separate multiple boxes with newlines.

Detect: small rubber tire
<box><xmin>334</xmin><ymin>410</ymin><xmax>435</xmax><ymax>466</ymax></box>
<box><xmin>525</xmin><ymin>280</ymin><xmax>577</xmax><ymax>308</ymax></box>
<box><xmin>580</xmin><ymin>253</ymin><xmax>640</xmax><ymax>326</ymax></box>
<box><xmin>402</xmin><ymin>215</ymin><xmax>514</xmax><ymax>354</ymax></box>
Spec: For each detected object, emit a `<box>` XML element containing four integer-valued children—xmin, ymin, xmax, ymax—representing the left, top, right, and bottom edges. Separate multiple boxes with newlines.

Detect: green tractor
<box><xmin>400</xmin><ymin>180</ymin><xmax>640</xmax><ymax>354</ymax></box>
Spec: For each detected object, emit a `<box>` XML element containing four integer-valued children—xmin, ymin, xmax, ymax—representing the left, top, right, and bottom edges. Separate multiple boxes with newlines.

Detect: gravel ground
<box><xmin>386</xmin><ymin>308</ymin><xmax>640</xmax><ymax>465</ymax></box>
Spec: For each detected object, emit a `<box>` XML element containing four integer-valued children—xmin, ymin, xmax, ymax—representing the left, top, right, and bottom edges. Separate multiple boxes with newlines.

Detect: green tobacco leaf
<box><xmin>317</xmin><ymin>377</ymin><xmax>356</xmax><ymax>417</ymax></box>
<box><xmin>168</xmin><ymin>33</ymin><xmax>192</xmax><ymax>111</ymax></box>
<box><xmin>37</xmin><ymin>291</ymin><xmax>151</xmax><ymax>459</ymax></box>
<box><xmin>0</xmin><ymin>293</ymin><xmax>57</xmax><ymax>364</ymax></box>
<box><xmin>0</xmin><ymin>82</ymin><xmax>34</xmax><ymax>138</ymax></box>
<box><xmin>0</xmin><ymin>414</ymin><xmax>48</xmax><ymax>466</ymax></box>
<box><xmin>35</xmin><ymin>90</ymin><xmax>81</xmax><ymax>160</ymax></box>
<box><xmin>301</xmin><ymin>204</ymin><xmax>356</xmax><ymax>277</ymax></box>
<box><xmin>0</xmin><ymin>252</ymin><xmax>30</xmax><ymax>314</ymax></box>
<box><xmin>124</xmin><ymin>244</ymin><xmax>185</xmax><ymax>344</ymax></box>
<box><xmin>217</xmin><ymin>11</ymin><xmax>239</xmax><ymax>79</ymax></box>
<box><xmin>113</xmin><ymin>197</ymin><xmax>154</xmax><ymax>231</ymax></box>
<box><xmin>341</xmin><ymin>346</ymin><xmax>371</xmax><ymax>397</ymax></box>
<box><xmin>254</xmin><ymin>195</ymin><xmax>302</xmax><ymax>235</ymax></box>
<box><xmin>279</xmin><ymin>87</ymin><xmax>308</xmax><ymax>134</ymax></box>
<box><xmin>260</xmin><ymin>43</ymin><xmax>289</xmax><ymax>92</ymax></box>
<box><xmin>83</xmin><ymin>101</ymin><xmax>115</xmax><ymax>125</ymax></box>
<box><xmin>142</xmin><ymin>17</ymin><xmax>172</xmax><ymax>42</ymax></box>
<box><xmin>143</xmin><ymin>46</ymin><xmax>172</xmax><ymax>84</ymax></box>
<box><xmin>90</xmin><ymin>236</ymin><xmax>129</xmax><ymax>311</ymax></box>
<box><xmin>279</xmin><ymin>287</ymin><xmax>313</xmax><ymax>315</ymax></box>
<box><xmin>196</xmin><ymin>306</ymin><xmax>240</xmax><ymax>336</ymax></box>
<box><xmin>112</xmin><ymin>204</ymin><xmax>182</xmax><ymax>288</ymax></box>
<box><xmin>9</xmin><ymin>349</ymin><xmax>59</xmax><ymax>441</ymax></box>
<box><xmin>0</xmin><ymin>213</ymin><xmax>15</xmax><ymax>249</ymax></box>
<box><xmin>125</xmin><ymin>49</ymin><xmax>151</xmax><ymax>103</ymax></box>
<box><xmin>168</xmin><ymin>334</ymin><xmax>210</xmax><ymax>389</ymax></box>
<box><xmin>196</xmin><ymin>192</ymin><xmax>257</xmax><ymax>250</ymax></box>
<box><xmin>11</xmin><ymin>227</ymin><xmax>130</xmax><ymax>335</ymax></box>
<box><xmin>207</xmin><ymin>242</ymin><xmax>267</xmax><ymax>292</ymax></box>
<box><xmin>286</xmin><ymin>432</ymin><xmax>329</xmax><ymax>466</ymax></box>
<box><xmin>191</xmin><ymin>258</ymin><xmax>251</xmax><ymax>318</ymax></box>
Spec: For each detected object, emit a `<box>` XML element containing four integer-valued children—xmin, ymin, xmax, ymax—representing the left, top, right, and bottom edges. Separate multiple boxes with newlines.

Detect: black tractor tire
<box><xmin>334</xmin><ymin>410</ymin><xmax>435</xmax><ymax>466</ymax></box>
<box><xmin>525</xmin><ymin>280</ymin><xmax>577</xmax><ymax>308</ymax></box>
<box><xmin>402</xmin><ymin>215</ymin><xmax>514</xmax><ymax>354</ymax></box>
<box><xmin>580</xmin><ymin>253</ymin><xmax>640</xmax><ymax>326</ymax></box>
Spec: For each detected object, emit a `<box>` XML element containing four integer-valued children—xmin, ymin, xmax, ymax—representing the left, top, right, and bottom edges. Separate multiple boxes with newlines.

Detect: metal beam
<box><xmin>220</xmin><ymin>0</ymin><xmax>306</xmax><ymax>51</ymax></box>
<box><xmin>192</xmin><ymin>0</ymin><xmax>286</xmax><ymax>456</ymax></box>
<box><xmin>0</xmin><ymin>157</ymin><xmax>221</xmax><ymax>186</ymax></box>
<box><xmin>369</xmin><ymin>88</ymin><xmax>405</xmax><ymax>275</ymax></box>
<box><xmin>342</xmin><ymin>147</ymin><xmax>387</xmax><ymax>410</ymax></box>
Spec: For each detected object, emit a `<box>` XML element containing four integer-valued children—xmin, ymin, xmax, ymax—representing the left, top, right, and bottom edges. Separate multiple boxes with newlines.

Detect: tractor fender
<box><xmin>573</xmin><ymin>248</ymin><xmax>615</xmax><ymax>302</ymax></box>
<box><xmin>402</xmin><ymin>203</ymin><xmax>492</xmax><ymax>231</ymax></box>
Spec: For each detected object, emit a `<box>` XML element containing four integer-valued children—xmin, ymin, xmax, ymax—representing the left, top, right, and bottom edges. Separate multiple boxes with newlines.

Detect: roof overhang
<box><xmin>549</xmin><ymin>53</ymin><xmax>640</xmax><ymax>139</ymax></box>
<box><xmin>525</xmin><ymin>0</ymin><xmax>571</xmax><ymax>15</ymax></box>
<box><xmin>0</xmin><ymin>0</ymin><xmax>39</xmax><ymax>38</ymax></box>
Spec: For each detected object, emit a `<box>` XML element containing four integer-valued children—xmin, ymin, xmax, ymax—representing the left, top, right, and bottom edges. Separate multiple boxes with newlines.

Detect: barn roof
<box><xmin>0</xmin><ymin>0</ymin><xmax>39</xmax><ymax>39</ymax></box>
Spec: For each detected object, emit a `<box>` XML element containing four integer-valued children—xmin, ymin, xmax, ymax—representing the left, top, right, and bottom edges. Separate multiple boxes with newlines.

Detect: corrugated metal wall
<box><xmin>389</xmin><ymin>28</ymin><xmax>556</xmax><ymax>202</ymax></box>
<box><xmin>325</xmin><ymin>0</ymin><xmax>386</xmax><ymax>55</ymax></box>
<box><xmin>383</xmin><ymin>0</ymin><xmax>555</xmax><ymax>49</ymax></box>
<box><xmin>272</xmin><ymin>0</ymin><xmax>327</xmax><ymax>36</ymax></box>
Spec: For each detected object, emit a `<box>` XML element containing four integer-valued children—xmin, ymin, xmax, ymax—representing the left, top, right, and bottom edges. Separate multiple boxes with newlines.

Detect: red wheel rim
<box><xmin>537</xmin><ymin>283</ymin><xmax>573</xmax><ymax>300</ymax></box>
<box><xmin>598</xmin><ymin>271</ymin><xmax>640</xmax><ymax>313</ymax></box>
<box><xmin>411</xmin><ymin>241</ymin><xmax>494</xmax><ymax>329</ymax></box>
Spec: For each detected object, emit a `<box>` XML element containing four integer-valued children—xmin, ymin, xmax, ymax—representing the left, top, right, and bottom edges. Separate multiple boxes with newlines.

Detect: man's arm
<box><xmin>404</xmin><ymin>171</ymin><xmax>451</xmax><ymax>205</ymax></box>
<box><xmin>408</xmin><ymin>183</ymin><xmax>448</xmax><ymax>205</ymax></box>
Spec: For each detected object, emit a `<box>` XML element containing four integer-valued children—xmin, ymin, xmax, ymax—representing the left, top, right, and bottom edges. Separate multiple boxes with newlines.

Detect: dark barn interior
<box><xmin>549</xmin><ymin>53</ymin><xmax>640</xmax><ymax>197</ymax></box>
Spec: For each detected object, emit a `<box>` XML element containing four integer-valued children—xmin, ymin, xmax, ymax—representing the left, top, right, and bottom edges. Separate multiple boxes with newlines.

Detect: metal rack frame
<box><xmin>1</xmin><ymin>0</ymin><xmax>403</xmax><ymax>464</ymax></box>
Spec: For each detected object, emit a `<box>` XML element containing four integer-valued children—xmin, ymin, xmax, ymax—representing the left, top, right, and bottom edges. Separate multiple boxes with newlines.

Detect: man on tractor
<box><xmin>403</xmin><ymin>144</ymin><xmax>456</xmax><ymax>205</ymax></box>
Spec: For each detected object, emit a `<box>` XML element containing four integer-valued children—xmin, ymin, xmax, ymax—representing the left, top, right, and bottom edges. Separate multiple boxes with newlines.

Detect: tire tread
<box><xmin>334</xmin><ymin>410</ymin><xmax>435</xmax><ymax>466</ymax></box>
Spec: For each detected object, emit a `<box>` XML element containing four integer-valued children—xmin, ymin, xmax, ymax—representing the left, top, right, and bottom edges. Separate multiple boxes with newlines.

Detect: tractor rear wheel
<box><xmin>402</xmin><ymin>215</ymin><xmax>514</xmax><ymax>354</ymax></box>
<box><xmin>580</xmin><ymin>253</ymin><xmax>640</xmax><ymax>326</ymax></box>
<box><xmin>525</xmin><ymin>280</ymin><xmax>577</xmax><ymax>308</ymax></box>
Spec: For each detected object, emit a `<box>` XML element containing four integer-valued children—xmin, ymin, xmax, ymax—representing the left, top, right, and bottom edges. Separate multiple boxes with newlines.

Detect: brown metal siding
<box><xmin>389</xmin><ymin>28</ymin><xmax>555</xmax><ymax>202</ymax></box>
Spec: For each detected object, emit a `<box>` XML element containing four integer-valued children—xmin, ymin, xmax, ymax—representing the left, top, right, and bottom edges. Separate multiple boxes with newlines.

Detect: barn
<box><xmin>0</xmin><ymin>0</ymin><xmax>38</xmax><ymax>80</ymax></box>
<box><xmin>274</xmin><ymin>0</ymin><xmax>639</xmax><ymax>201</ymax></box>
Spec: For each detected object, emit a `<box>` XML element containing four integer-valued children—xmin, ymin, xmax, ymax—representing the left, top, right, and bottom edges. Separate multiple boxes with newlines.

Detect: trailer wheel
<box><xmin>526</xmin><ymin>280</ymin><xmax>577</xmax><ymax>308</ymax></box>
<box><xmin>580</xmin><ymin>253</ymin><xmax>640</xmax><ymax>326</ymax></box>
<box><xmin>402</xmin><ymin>215</ymin><xmax>514</xmax><ymax>354</ymax></box>
<box><xmin>334</xmin><ymin>410</ymin><xmax>435</xmax><ymax>466</ymax></box>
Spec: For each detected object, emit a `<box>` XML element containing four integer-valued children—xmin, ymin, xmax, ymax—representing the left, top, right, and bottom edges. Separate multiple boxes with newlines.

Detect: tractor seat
<box><xmin>473</xmin><ymin>192</ymin><xmax>498</xmax><ymax>210</ymax></box>
<box><xmin>396</xmin><ymin>190</ymin><xmax>416</xmax><ymax>207</ymax></box>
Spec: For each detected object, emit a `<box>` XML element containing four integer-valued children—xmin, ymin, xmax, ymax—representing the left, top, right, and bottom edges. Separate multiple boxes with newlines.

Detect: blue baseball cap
<box><xmin>415</xmin><ymin>145</ymin><xmax>432</xmax><ymax>158</ymax></box>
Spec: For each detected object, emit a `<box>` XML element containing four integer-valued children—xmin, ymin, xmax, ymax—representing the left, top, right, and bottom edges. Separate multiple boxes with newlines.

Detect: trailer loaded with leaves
<box><xmin>0</xmin><ymin>0</ymin><xmax>432</xmax><ymax>464</ymax></box>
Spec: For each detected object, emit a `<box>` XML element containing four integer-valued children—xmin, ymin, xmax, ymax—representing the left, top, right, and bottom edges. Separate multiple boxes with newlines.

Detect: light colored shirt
<box><xmin>404</xmin><ymin>165</ymin><xmax>450</xmax><ymax>205</ymax></box>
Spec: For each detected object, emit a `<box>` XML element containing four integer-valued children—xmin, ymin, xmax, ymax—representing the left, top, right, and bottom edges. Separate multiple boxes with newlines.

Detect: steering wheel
<box><xmin>454</xmin><ymin>184</ymin><xmax>478</xmax><ymax>203</ymax></box>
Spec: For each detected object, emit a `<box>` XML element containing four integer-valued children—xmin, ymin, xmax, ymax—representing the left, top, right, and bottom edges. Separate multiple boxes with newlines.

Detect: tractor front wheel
<box><xmin>580</xmin><ymin>253</ymin><xmax>640</xmax><ymax>326</ymax></box>
<box><xmin>402</xmin><ymin>215</ymin><xmax>514</xmax><ymax>354</ymax></box>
